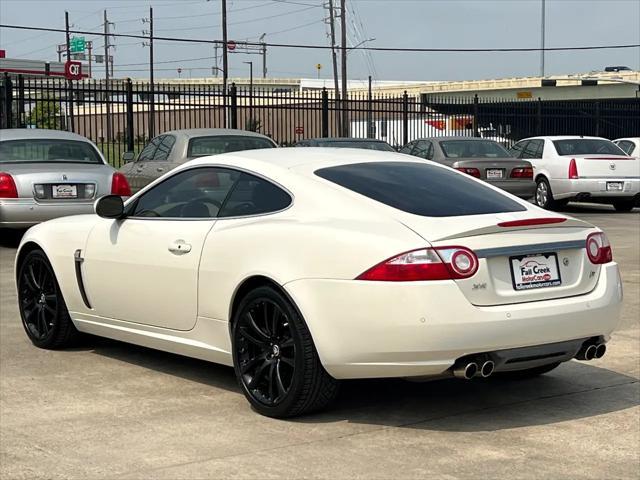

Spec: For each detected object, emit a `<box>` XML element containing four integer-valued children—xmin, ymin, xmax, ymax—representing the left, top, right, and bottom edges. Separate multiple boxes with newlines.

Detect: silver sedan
<box><xmin>119</xmin><ymin>129</ymin><xmax>278</xmax><ymax>193</ymax></box>
<box><xmin>0</xmin><ymin>129</ymin><xmax>126</xmax><ymax>229</ymax></box>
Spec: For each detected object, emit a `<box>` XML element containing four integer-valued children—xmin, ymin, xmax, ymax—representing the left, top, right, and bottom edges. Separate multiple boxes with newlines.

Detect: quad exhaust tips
<box><xmin>576</xmin><ymin>341</ymin><xmax>607</xmax><ymax>361</ymax></box>
<box><xmin>452</xmin><ymin>357</ymin><xmax>495</xmax><ymax>379</ymax></box>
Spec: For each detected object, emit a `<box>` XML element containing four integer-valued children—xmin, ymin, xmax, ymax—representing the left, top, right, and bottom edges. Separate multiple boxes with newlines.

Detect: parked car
<box><xmin>0</xmin><ymin>129</ymin><xmax>130</xmax><ymax>230</ymax></box>
<box><xmin>293</xmin><ymin>137</ymin><xmax>395</xmax><ymax>151</ymax></box>
<box><xmin>120</xmin><ymin>129</ymin><xmax>277</xmax><ymax>193</ymax></box>
<box><xmin>613</xmin><ymin>137</ymin><xmax>639</xmax><ymax>157</ymax></box>
<box><xmin>509</xmin><ymin>136</ymin><xmax>639</xmax><ymax>211</ymax></box>
<box><xmin>17</xmin><ymin>148</ymin><xmax>622</xmax><ymax>417</ymax></box>
<box><xmin>399</xmin><ymin>137</ymin><xmax>535</xmax><ymax>199</ymax></box>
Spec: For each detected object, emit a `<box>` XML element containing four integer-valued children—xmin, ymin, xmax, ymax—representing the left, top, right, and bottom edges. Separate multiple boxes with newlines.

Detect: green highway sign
<box><xmin>70</xmin><ymin>37</ymin><xmax>86</xmax><ymax>54</ymax></box>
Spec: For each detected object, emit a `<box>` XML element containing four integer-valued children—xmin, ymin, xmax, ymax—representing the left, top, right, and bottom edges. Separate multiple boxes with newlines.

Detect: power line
<box><xmin>2</xmin><ymin>24</ymin><xmax>639</xmax><ymax>53</ymax></box>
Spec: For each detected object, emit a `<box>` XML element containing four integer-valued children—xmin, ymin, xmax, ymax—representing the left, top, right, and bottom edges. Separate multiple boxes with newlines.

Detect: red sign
<box><xmin>294</xmin><ymin>126</ymin><xmax>304</xmax><ymax>134</ymax></box>
<box><xmin>227</xmin><ymin>40</ymin><xmax>237</xmax><ymax>52</ymax></box>
<box><xmin>0</xmin><ymin>50</ymin><xmax>5</xmax><ymax>59</ymax></box>
<box><xmin>64</xmin><ymin>60</ymin><xmax>82</xmax><ymax>80</ymax></box>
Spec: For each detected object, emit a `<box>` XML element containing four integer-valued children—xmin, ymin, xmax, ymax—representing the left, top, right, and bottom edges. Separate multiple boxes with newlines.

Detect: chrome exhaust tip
<box><xmin>584</xmin><ymin>344</ymin><xmax>597</xmax><ymax>361</ymax></box>
<box><xmin>480</xmin><ymin>360</ymin><xmax>495</xmax><ymax>378</ymax></box>
<box><xmin>594</xmin><ymin>343</ymin><xmax>607</xmax><ymax>359</ymax></box>
<box><xmin>453</xmin><ymin>362</ymin><xmax>478</xmax><ymax>380</ymax></box>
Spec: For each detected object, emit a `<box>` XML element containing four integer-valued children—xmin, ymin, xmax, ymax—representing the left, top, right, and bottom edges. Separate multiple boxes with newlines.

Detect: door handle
<box><xmin>168</xmin><ymin>240</ymin><xmax>192</xmax><ymax>255</ymax></box>
<box><xmin>156</xmin><ymin>167</ymin><xmax>164</xmax><ymax>172</ymax></box>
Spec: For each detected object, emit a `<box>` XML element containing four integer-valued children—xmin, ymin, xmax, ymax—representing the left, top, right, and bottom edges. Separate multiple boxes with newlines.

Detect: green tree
<box><xmin>27</xmin><ymin>98</ymin><xmax>62</xmax><ymax>129</ymax></box>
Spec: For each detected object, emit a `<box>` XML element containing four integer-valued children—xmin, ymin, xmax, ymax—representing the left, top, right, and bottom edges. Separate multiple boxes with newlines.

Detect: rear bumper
<box><xmin>284</xmin><ymin>262</ymin><xmax>623</xmax><ymax>379</ymax></box>
<box><xmin>552</xmin><ymin>178</ymin><xmax>640</xmax><ymax>201</ymax></box>
<box><xmin>487</xmin><ymin>179</ymin><xmax>536</xmax><ymax>199</ymax></box>
<box><xmin>0</xmin><ymin>198</ymin><xmax>95</xmax><ymax>228</ymax></box>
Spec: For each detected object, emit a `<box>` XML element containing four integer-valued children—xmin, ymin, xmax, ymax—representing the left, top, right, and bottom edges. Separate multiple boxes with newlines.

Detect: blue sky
<box><xmin>1</xmin><ymin>0</ymin><xmax>639</xmax><ymax>81</ymax></box>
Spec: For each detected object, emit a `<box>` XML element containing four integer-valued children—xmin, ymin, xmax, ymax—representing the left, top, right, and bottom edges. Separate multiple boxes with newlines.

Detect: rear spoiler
<box><xmin>434</xmin><ymin>216</ymin><xmax>592</xmax><ymax>241</ymax></box>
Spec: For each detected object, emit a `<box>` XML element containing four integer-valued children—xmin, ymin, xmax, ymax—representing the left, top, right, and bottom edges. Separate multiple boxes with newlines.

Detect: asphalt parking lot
<box><xmin>0</xmin><ymin>204</ymin><xmax>638</xmax><ymax>480</ymax></box>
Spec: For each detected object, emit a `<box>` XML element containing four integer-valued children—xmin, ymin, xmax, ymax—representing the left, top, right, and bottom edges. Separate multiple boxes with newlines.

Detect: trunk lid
<box><xmin>2</xmin><ymin>163</ymin><xmax>114</xmax><ymax>200</ymax></box>
<box><xmin>397</xmin><ymin>211</ymin><xmax>599</xmax><ymax>306</ymax></box>
<box><xmin>573</xmin><ymin>154</ymin><xmax>639</xmax><ymax>178</ymax></box>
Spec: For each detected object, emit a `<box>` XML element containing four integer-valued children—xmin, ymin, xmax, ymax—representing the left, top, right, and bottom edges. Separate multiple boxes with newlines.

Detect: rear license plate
<box><xmin>52</xmin><ymin>184</ymin><xmax>77</xmax><ymax>198</ymax></box>
<box><xmin>486</xmin><ymin>169</ymin><xmax>504</xmax><ymax>179</ymax></box>
<box><xmin>510</xmin><ymin>253</ymin><xmax>561</xmax><ymax>291</ymax></box>
<box><xmin>606</xmin><ymin>181</ymin><xmax>623</xmax><ymax>191</ymax></box>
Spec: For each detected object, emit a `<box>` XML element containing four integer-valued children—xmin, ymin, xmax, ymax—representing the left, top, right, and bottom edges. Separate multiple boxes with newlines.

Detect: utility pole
<box><xmin>540</xmin><ymin>0</ymin><xmax>545</xmax><ymax>77</ymax></box>
<box><xmin>143</xmin><ymin>7</ymin><xmax>155</xmax><ymax>138</ymax></box>
<box><xmin>327</xmin><ymin>0</ymin><xmax>340</xmax><ymax>135</ymax></box>
<box><xmin>340</xmin><ymin>0</ymin><xmax>348</xmax><ymax>137</ymax></box>
<box><xmin>213</xmin><ymin>44</ymin><xmax>219</xmax><ymax>77</ymax></box>
<box><xmin>65</xmin><ymin>11</ymin><xmax>75</xmax><ymax>132</ymax></box>
<box><xmin>259</xmin><ymin>33</ymin><xmax>267</xmax><ymax>78</ymax></box>
<box><xmin>222</xmin><ymin>0</ymin><xmax>229</xmax><ymax>127</ymax></box>
<box><xmin>104</xmin><ymin>10</ymin><xmax>112</xmax><ymax>142</ymax></box>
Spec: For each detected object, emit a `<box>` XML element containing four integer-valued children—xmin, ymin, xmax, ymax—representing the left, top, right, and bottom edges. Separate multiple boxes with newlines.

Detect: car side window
<box><xmin>412</xmin><ymin>141</ymin><xmax>433</xmax><ymax>160</ymax></box>
<box><xmin>508</xmin><ymin>141</ymin><xmax>527</xmax><ymax>158</ymax></box>
<box><xmin>616</xmin><ymin>140</ymin><xmax>634</xmax><ymax>155</ymax></box>
<box><xmin>137</xmin><ymin>136</ymin><xmax>163</xmax><ymax>162</ymax></box>
<box><xmin>218</xmin><ymin>173</ymin><xmax>291</xmax><ymax>218</ymax></box>
<box><xmin>130</xmin><ymin>167</ymin><xmax>240</xmax><ymax>218</ymax></box>
<box><xmin>153</xmin><ymin>135</ymin><xmax>176</xmax><ymax>161</ymax></box>
<box><xmin>521</xmin><ymin>140</ymin><xmax>542</xmax><ymax>159</ymax></box>
<box><xmin>398</xmin><ymin>142</ymin><xmax>414</xmax><ymax>155</ymax></box>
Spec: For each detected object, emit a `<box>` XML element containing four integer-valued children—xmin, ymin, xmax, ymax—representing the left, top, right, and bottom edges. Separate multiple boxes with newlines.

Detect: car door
<box><xmin>82</xmin><ymin>166</ymin><xmax>240</xmax><ymax>330</ymax></box>
<box><xmin>140</xmin><ymin>134</ymin><xmax>177</xmax><ymax>186</ymax></box>
<box><xmin>128</xmin><ymin>137</ymin><xmax>162</xmax><ymax>193</ymax></box>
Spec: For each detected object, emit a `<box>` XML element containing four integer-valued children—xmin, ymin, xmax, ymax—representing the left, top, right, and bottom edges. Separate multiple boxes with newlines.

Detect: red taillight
<box><xmin>510</xmin><ymin>167</ymin><xmax>533</xmax><ymax>179</ymax></box>
<box><xmin>455</xmin><ymin>167</ymin><xmax>481</xmax><ymax>178</ymax></box>
<box><xmin>0</xmin><ymin>172</ymin><xmax>18</xmax><ymax>198</ymax></box>
<box><xmin>568</xmin><ymin>158</ymin><xmax>579</xmax><ymax>179</ymax></box>
<box><xmin>356</xmin><ymin>247</ymin><xmax>479</xmax><ymax>282</ymax></box>
<box><xmin>586</xmin><ymin>232</ymin><xmax>613</xmax><ymax>265</ymax></box>
<box><xmin>111</xmin><ymin>172</ymin><xmax>132</xmax><ymax>196</ymax></box>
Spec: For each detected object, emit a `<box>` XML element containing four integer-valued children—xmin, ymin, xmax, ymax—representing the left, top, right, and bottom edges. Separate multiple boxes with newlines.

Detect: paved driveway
<box><xmin>1</xmin><ymin>205</ymin><xmax>638</xmax><ymax>479</ymax></box>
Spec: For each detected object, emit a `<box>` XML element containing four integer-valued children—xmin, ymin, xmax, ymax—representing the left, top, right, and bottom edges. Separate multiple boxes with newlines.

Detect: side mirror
<box><xmin>122</xmin><ymin>151</ymin><xmax>136</xmax><ymax>163</ymax></box>
<box><xmin>95</xmin><ymin>195</ymin><xmax>125</xmax><ymax>219</ymax></box>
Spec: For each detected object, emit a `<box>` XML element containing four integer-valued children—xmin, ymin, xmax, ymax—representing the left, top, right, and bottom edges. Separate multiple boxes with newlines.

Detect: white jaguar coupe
<box><xmin>15</xmin><ymin>148</ymin><xmax>623</xmax><ymax>417</ymax></box>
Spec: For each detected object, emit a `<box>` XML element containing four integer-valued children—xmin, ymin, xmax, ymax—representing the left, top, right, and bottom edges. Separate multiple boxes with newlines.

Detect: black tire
<box><xmin>534</xmin><ymin>177</ymin><xmax>560</xmax><ymax>210</ymax></box>
<box><xmin>17</xmin><ymin>249</ymin><xmax>78</xmax><ymax>349</ymax></box>
<box><xmin>494</xmin><ymin>362</ymin><xmax>561</xmax><ymax>380</ymax></box>
<box><xmin>613</xmin><ymin>199</ymin><xmax>636</xmax><ymax>212</ymax></box>
<box><xmin>231</xmin><ymin>285</ymin><xmax>339</xmax><ymax>418</ymax></box>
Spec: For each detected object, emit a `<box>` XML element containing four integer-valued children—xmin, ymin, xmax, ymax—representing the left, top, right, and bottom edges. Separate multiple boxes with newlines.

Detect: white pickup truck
<box><xmin>509</xmin><ymin>136</ymin><xmax>639</xmax><ymax>211</ymax></box>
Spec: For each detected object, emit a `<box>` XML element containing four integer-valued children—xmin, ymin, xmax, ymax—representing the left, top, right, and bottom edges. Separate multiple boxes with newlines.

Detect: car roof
<box><xmin>163</xmin><ymin>128</ymin><xmax>274</xmax><ymax>140</ymax></box>
<box><xmin>0</xmin><ymin>129</ymin><xmax>94</xmax><ymax>142</ymax></box>
<box><xmin>303</xmin><ymin>137</ymin><xmax>389</xmax><ymax>143</ymax></box>
<box><xmin>187</xmin><ymin>146</ymin><xmax>421</xmax><ymax>172</ymax></box>
<box><xmin>518</xmin><ymin>135</ymin><xmax>608</xmax><ymax>141</ymax></box>
<box><xmin>414</xmin><ymin>136</ymin><xmax>500</xmax><ymax>142</ymax></box>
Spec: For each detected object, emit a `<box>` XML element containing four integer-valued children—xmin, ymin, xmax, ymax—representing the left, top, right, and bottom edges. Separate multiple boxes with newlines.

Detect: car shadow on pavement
<box><xmin>0</xmin><ymin>229</ymin><xmax>25</xmax><ymax>248</ymax></box>
<box><xmin>85</xmin><ymin>336</ymin><xmax>638</xmax><ymax>432</ymax></box>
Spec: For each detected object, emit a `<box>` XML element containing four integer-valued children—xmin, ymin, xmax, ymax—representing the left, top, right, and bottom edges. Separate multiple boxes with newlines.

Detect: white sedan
<box><xmin>15</xmin><ymin>149</ymin><xmax>623</xmax><ymax>417</ymax></box>
<box><xmin>509</xmin><ymin>136</ymin><xmax>639</xmax><ymax>211</ymax></box>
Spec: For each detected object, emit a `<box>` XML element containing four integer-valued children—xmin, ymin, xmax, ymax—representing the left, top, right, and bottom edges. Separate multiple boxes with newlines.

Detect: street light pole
<box><xmin>222</xmin><ymin>0</ymin><xmax>229</xmax><ymax>127</ymax></box>
<box><xmin>340</xmin><ymin>0</ymin><xmax>348</xmax><ymax>137</ymax></box>
<box><xmin>244</xmin><ymin>61</ymin><xmax>253</xmax><ymax>129</ymax></box>
<box><xmin>540</xmin><ymin>0</ymin><xmax>546</xmax><ymax>77</ymax></box>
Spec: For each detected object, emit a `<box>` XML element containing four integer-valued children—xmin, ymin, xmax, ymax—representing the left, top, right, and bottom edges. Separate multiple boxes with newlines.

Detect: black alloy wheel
<box><xmin>17</xmin><ymin>250</ymin><xmax>78</xmax><ymax>349</ymax></box>
<box><xmin>232</xmin><ymin>286</ymin><xmax>339</xmax><ymax>417</ymax></box>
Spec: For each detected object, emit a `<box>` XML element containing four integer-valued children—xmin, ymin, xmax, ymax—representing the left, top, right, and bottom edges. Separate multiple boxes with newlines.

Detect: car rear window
<box><xmin>0</xmin><ymin>139</ymin><xmax>103</xmax><ymax>164</ymax></box>
<box><xmin>553</xmin><ymin>139</ymin><xmax>626</xmax><ymax>156</ymax></box>
<box><xmin>187</xmin><ymin>135</ymin><xmax>275</xmax><ymax>157</ymax></box>
<box><xmin>440</xmin><ymin>140</ymin><xmax>511</xmax><ymax>158</ymax></box>
<box><xmin>315</xmin><ymin>161</ymin><xmax>526</xmax><ymax>217</ymax></box>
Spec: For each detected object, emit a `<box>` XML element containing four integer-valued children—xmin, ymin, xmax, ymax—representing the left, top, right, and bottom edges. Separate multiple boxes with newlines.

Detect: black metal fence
<box><xmin>1</xmin><ymin>73</ymin><xmax>639</xmax><ymax>168</ymax></box>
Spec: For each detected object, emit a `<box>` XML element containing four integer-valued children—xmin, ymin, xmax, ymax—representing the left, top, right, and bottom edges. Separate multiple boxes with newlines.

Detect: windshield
<box><xmin>440</xmin><ymin>140</ymin><xmax>511</xmax><ymax>158</ymax></box>
<box><xmin>315</xmin><ymin>161</ymin><xmax>526</xmax><ymax>217</ymax></box>
<box><xmin>0</xmin><ymin>139</ymin><xmax>103</xmax><ymax>164</ymax></box>
<box><xmin>187</xmin><ymin>135</ymin><xmax>275</xmax><ymax>157</ymax></box>
<box><xmin>325</xmin><ymin>141</ymin><xmax>395</xmax><ymax>152</ymax></box>
<box><xmin>553</xmin><ymin>139</ymin><xmax>627</xmax><ymax>156</ymax></box>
